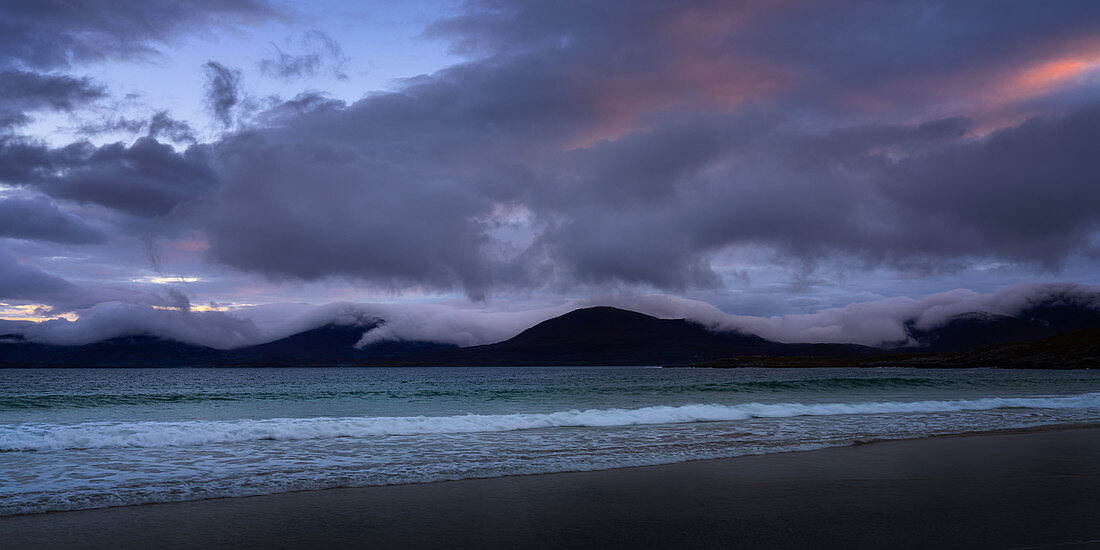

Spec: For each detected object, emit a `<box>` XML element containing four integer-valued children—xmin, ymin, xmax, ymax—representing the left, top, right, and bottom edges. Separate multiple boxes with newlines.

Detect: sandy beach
<box><xmin>2</xmin><ymin>425</ymin><xmax>1098</xmax><ymax>549</ymax></box>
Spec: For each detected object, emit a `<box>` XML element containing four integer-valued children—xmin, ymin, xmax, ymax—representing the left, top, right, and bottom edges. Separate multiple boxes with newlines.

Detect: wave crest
<box><xmin>3</xmin><ymin>392</ymin><xmax>1098</xmax><ymax>451</ymax></box>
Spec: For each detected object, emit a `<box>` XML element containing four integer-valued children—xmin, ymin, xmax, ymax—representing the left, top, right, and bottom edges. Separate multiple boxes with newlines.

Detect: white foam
<box><xmin>3</xmin><ymin>392</ymin><xmax>1099</xmax><ymax>451</ymax></box>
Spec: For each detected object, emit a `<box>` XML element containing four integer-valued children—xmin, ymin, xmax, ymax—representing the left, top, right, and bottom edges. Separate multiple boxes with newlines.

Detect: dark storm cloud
<box><xmin>258</xmin><ymin>30</ymin><xmax>349</xmax><ymax>80</ymax></box>
<box><xmin>523</xmin><ymin>112</ymin><xmax>977</xmax><ymax>286</ymax></box>
<box><xmin>5</xmin><ymin>0</ymin><xmax>1100</xmax><ymax>307</ymax></box>
<box><xmin>42</xmin><ymin>138</ymin><xmax>217</xmax><ymax>218</ymax></box>
<box><xmin>0</xmin><ymin>136</ymin><xmax>217</xmax><ymax>218</ymax></box>
<box><xmin>531</xmin><ymin>104</ymin><xmax>1100</xmax><ymax>286</ymax></box>
<box><xmin>585</xmin><ymin>107</ymin><xmax>1100</xmax><ymax>277</ymax></box>
<box><xmin>0</xmin><ymin>195</ymin><xmax>107</xmax><ymax>244</ymax></box>
<box><xmin>203</xmin><ymin>129</ymin><xmax>496</xmax><ymax>299</ymax></box>
<box><xmin>0</xmin><ymin>70</ymin><xmax>106</xmax><ymax>129</ymax></box>
<box><xmin>0</xmin><ymin>70</ymin><xmax>105</xmax><ymax>112</ymax></box>
<box><xmin>735</xmin><ymin>0</ymin><xmax>1100</xmax><ymax>87</ymax></box>
<box><xmin>0</xmin><ymin>0</ymin><xmax>275</xmax><ymax>70</ymax></box>
<box><xmin>428</xmin><ymin>0</ymin><xmax>1100</xmax><ymax>113</ymax></box>
<box><xmin>0</xmin><ymin>136</ymin><xmax>73</xmax><ymax>182</ymax></box>
<box><xmin>0</xmin><ymin>0</ymin><xmax>274</xmax><ymax>256</ymax></box>
<box><xmin>882</xmin><ymin>105</ymin><xmax>1100</xmax><ymax>268</ymax></box>
<box><xmin>174</xmin><ymin>0</ymin><xmax>1100</xmax><ymax>298</ymax></box>
<box><xmin>203</xmin><ymin>62</ymin><xmax>242</xmax><ymax>128</ymax></box>
<box><xmin>0</xmin><ymin>248</ymin><xmax>77</xmax><ymax>301</ymax></box>
<box><xmin>195</xmin><ymin>52</ymin><xmax>621</xmax><ymax>298</ymax></box>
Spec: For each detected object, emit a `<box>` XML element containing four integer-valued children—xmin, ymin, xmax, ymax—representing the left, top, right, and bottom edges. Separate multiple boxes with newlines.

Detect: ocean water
<box><xmin>1</xmin><ymin>366</ymin><xmax>1099</xmax><ymax>516</ymax></box>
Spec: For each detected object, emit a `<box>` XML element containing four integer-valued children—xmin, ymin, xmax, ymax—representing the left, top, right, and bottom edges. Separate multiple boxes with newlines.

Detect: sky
<box><xmin>2</xmin><ymin>0</ymin><xmax>1100</xmax><ymax>348</ymax></box>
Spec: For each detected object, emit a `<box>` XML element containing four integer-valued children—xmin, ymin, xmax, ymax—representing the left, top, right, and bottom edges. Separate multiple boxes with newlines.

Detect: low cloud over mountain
<box><xmin>6</xmin><ymin>282</ymin><xmax>1096</xmax><ymax>352</ymax></box>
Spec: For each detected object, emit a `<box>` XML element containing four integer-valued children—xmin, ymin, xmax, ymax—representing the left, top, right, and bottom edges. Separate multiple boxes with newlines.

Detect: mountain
<box><xmin>683</xmin><ymin>327</ymin><xmax>1100</xmax><ymax>369</ymax></box>
<box><xmin>0</xmin><ymin>307</ymin><xmax>876</xmax><ymax>367</ymax></box>
<box><xmin>221</xmin><ymin>322</ymin><xmax>378</xmax><ymax>366</ymax></box>
<box><xmin>2</xmin><ymin>301</ymin><xmax>1098</xmax><ymax>368</ymax></box>
<box><xmin>221</xmin><ymin>321</ymin><xmax>457</xmax><ymax>366</ymax></box>
<box><xmin>0</xmin><ymin>335</ymin><xmax>219</xmax><ymax>367</ymax></box>
<box><xmin>0</xmin><ymin>322</ymin><xmax>458</xmax><ymax>367</ymax></box>
<box><xmin>903</xmin><ymin>302</ymin><xmax>1100</xmax><ymax>352</ymax></box>
<box><xmin>422</xmin><ymin>307</ymin><xmax>876</xmax><ymax>366</ymax></box>
<box><xmin>870</xmin><ymin>327</ymin><xmax>1100</xmax><ymax>369</ymax></box>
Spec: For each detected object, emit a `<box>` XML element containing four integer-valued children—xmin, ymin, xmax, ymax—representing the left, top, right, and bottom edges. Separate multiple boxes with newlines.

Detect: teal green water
<box><xmin>2</xmin><ymin>367</ymin><xmax>1099</xmax><ymax>515</ymax></box>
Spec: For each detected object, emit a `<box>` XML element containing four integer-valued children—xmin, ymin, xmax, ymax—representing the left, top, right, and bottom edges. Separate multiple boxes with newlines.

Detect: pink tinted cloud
<box><xmin>564</xmin><ymin>3</ymin><xmax>798</xmax><ymax>148</ymax></box>
<box><xmin>840</xmin><ymin>34</ymin><xmax>1100</xmax><ymax>130</ymax></box>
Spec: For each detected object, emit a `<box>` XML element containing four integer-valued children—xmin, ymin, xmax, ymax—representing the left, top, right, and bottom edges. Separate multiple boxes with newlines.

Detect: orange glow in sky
<box><xmin>1003</xmin><ymin>57</ymin><xmax>1095</xmax><ymax>100</ymax></box>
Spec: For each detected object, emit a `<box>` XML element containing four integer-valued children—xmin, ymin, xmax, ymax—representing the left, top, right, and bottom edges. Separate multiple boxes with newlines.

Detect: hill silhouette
<box><xmin>2</xmin><ymin>301</ymin><xmax>1098</xmax><ymax>368</ymax></box>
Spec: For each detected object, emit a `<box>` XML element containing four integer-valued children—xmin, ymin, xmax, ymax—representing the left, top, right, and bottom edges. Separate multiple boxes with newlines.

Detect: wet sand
<box><xmin>3</xmin><ymin>425</ymin><xmax>1100</xmax><ymax>549</ymax></box>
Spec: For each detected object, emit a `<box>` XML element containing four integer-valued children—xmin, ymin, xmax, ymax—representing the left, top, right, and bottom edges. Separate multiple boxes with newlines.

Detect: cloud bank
<box><xmin>1</xmin><ymin>0</ymin><xmax>1100</xmax><ymax>328</ymax></box>
<box><xmin>7</xmin><ymin>282</ymin><xmax>1097</xmax><ymax>350</ymax></box>
<box><xmin>174</xmin><ymin>1</ymin><xmax>1100</xmax><ymax>296</ymax></box>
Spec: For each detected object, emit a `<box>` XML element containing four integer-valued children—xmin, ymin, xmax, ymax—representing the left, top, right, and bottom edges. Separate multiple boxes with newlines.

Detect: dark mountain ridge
<box><xmin>901</xmin><ymin>302</ymin><xmax>1100</xmax><ymax>352</ymax></box>
<box><xmin>682</xmin><ymin>327</ymin><xmax>1100</xmax><ymax>369</ymax></box>
<box><xmin>220</xmin><ymin>320</ymin><xmax>459</xmax><ymax>366</ymax></box>
<box><xmin>871</xmin><ymin>327</ymin><xmax>1100</xmax><ymax>369</ymax></box>
<box><xmin>2</xmin><ymin>300</ymin><xmax>1098</xmax><ymax>367</ymax></box>
<box><xmin>424</xmin><ymin>307</ymin><xmax>874</xmax><ymax>366</ymax></box>
<box><xmin>0</xmin><ymin>335</ymin><xmax>219</xmax><ymax>368</ymax></box>
<box><xmin>223</xmin><ymin>321</ymin><xmax>375</xmax><ymax>366</ymax></box>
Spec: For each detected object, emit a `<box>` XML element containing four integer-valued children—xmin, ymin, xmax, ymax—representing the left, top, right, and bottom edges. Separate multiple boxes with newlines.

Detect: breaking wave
<box><xmin>4</xmin><ymin>392</ymin><xmax>1098</xmax><ymax>451</ymax></box>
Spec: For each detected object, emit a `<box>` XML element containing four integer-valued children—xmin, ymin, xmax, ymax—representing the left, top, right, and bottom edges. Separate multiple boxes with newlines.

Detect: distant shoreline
<box><xmin>4</xmin><ymin>423</ymin><xmax>1099</xmax><ymax>549</ymax></box>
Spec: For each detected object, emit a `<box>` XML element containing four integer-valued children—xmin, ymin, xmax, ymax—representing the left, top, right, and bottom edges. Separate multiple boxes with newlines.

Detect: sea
<box><xmin>2</xmin><ymin>366</ymin><xmax>1099</xmax><ymax>516</ymax></box>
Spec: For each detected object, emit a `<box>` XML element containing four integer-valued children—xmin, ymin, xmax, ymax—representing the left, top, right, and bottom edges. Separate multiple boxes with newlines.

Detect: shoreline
<box><xmin>5</xmin><ymin>421</ymin><xmax>1098</xmax><ymax>519</ymax></box>
<box><xmin>4</xmin><ymin>423</ymin><xmax>1100</xmax><ymax>549</ymax></box>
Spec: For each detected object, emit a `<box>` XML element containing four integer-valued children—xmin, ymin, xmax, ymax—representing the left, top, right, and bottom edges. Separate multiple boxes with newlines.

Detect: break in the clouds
<box><xmin>2</xmin><ymin>0</ymin><xmax>1100</xmax><ymax>338</ymax></box>
<box><xmin>0</xmin><ymin>248</ymin><xmax>191</xmax><ymax>314</ymax></box>
<box><xmin>0</xmin><ymin>0</ymin><xmax>275</xmax><ymax>133</ymax></box>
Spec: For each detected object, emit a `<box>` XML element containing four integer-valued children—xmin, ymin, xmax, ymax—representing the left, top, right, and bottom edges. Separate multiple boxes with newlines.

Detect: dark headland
<box><xmin>2</xmin><ymin>300</ymin><xmax>1100</xmax><ymax>367</ymax></box>
<box><xmin>675</xmin><ymin>326</ymin><xmax>1100</xmax><ymax>369</ymax></box>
